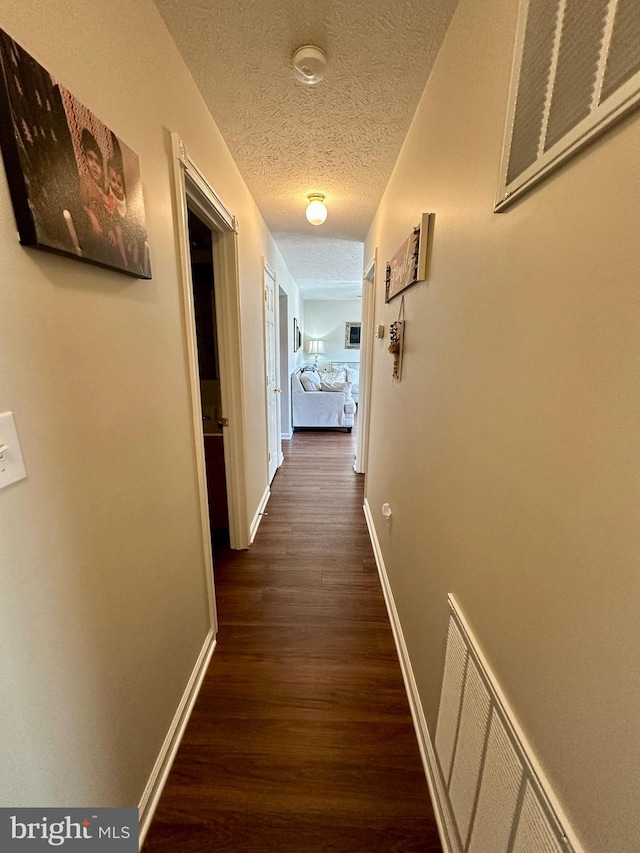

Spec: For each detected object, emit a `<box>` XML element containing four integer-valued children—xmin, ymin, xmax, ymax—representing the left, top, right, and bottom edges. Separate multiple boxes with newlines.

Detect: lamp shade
<box><xmin>306</xmin><ymin>194</ymin><xmax>327</xmax><ymax>226</ymax></box>
<box><xmin>307</xmin><ymin>339</ymin><xmax>325</xmax><ymax>355</ymax></box>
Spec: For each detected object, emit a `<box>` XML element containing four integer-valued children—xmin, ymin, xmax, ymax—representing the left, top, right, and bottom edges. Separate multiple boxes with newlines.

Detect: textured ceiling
<box><xmin>154</xmin><ymin>0</ymin><xmax>458</xmax><ymax>298</ymax></box>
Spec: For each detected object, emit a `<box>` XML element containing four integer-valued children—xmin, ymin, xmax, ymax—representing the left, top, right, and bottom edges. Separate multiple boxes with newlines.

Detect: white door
<box><xmin>354</xmin><ymin>253</ymin><xmax>376</xmax><ymax>474</ymax></box>
<box><xmin>263</xmin><ymin>261</ymin><xmax>280</xmax><ymax>483</ymax></box>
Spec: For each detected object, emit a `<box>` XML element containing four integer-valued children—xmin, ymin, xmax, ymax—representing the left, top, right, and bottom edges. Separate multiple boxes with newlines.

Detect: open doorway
<box><xmin>262</xmin><ymin>260</ymin><xmax>281</xmax><ymax>483</ymax></box>
<box><xmin>188</xmin><ymin>208</ymin><xmax>229</xmax><ymax>545</ymax></box>
<box><xmin>354</xmin><ymin>252</ymin><xmax>376</xmax><ymax>474</ymax></box>
<box><xmin>278</xmin><ymin>287</ymin><xmax>291</xmax><ymax>439</ymax></box>
<box><xmin>171</xmin><ymin>132</ymin><xmax>250</xmax><ymax>555</ymax></box>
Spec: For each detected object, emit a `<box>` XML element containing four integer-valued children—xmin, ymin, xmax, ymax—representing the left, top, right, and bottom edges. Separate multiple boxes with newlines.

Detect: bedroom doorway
<box><xmin>354</xmin><ymin>252</ymin><xmax>376</xmax><ymax>474</ymax></box>
<box><xmin>171</xmin><ymin>132</ymin><xmax>250</xmax><ymax>557</ymax></box>
<box><xmin>278</xmin><ymin>287</ymin><xmax>291</xmax><ymax>439</ymax></box>
<box><xmin>263</xmin><ymin>260</ymin><xmax>282</xmax><ymax>483</ymax></box>
<box><xmin>187</xmin><ymin>208</ymin><xmax>229</xmax><ymax>542</ymax></box>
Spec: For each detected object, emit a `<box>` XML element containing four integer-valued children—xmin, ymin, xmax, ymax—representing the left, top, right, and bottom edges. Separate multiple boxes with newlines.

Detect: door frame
<box><xmin>354</xmin><ymin>250</ymin><xmax>376</xmax><ymax>474</ymax></box>
<box><xmin>278</xmin><ymin>287</ymin><xmax>292</xmax><ymax>441</ymax></box>
<box><xmin>262</xmin><ymin>258</ymin><xmax>282</xmax><ymax>482</ymax></box>
<box><xmin>171</xmin><ymin>133</ymin><xmax>250</xmax><ymax>556</ymax></box>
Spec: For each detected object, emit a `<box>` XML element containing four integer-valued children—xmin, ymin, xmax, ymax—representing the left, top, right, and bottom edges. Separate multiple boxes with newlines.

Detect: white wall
<box><xmin>364</xmin><ymin>0</ymin><xmax>640</xmax><ymax>850</ymax></box>
<box><xmin>0</xmin><ymin>0</ymin><xmax>299</xmax><ymax>810</ymax></box>
<box><xmin>302</xmin><ymin>299</ymin><xmax>362</xmax><ymax>367</ymax></box>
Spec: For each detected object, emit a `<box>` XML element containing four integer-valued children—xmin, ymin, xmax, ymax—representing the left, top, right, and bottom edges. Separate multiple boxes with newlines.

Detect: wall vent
<box><xmin>496</xmin><ymin>0</ymin><xmax>640</xmax><ymax>210</ymax></box>
<box><xmin>434</xmin><ymin>597</ymin><xmax>582</xmax><ymax>852</ymax></box>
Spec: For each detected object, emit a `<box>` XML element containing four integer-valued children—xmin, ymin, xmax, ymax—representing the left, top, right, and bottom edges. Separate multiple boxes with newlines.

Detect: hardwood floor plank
<box><xmin>149</xmin><ymin>814</ymin><xmax>441</xmax><ymax>853</ymax></box>
<box><xmin>143</xmin><ymin>424</ymin><xmax>441</xmax><ymax>852</ymax></box>
<box><xmin>180</xmin><ymin>718</ymin><xmax>428</xmax><ymax>763</ymax></box>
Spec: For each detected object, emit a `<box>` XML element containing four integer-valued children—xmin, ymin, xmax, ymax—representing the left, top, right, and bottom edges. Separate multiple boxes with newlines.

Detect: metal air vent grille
<box><xmin>497</xmin><ymin>0</ymin><xmax>640</xmax><ymax>210</ymax></box>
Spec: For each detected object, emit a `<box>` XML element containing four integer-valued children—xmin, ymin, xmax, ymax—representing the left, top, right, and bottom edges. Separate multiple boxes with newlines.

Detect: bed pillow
<box><xmin>300</xmin><ymin>371</ymin><xmax>321</xmax><ymax>391</ymax></box>
<box><xmin>320</xmin><ymin>380</ymin><xmax>352</xmax><ymax>396</ymax></box>
<box><xmin>346</xmin><ymin>368</ymin><xmax>360</xmax><ymax>386</ymax></box>
<box><xmin>322</xmin><ymin>369</ymin><xmax>347</xmax><ymax>383</ymax></box>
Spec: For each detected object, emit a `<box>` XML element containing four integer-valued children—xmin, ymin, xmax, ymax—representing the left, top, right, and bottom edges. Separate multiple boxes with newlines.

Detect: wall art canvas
<box><xmin>345</xmin><ymin>322</ymin><xmax>361</xmax><ymax>349</ymax></box>
<box><xmin>0</xmin><ymin>29</ymin><xmax>151</xmax><ymax>278</ymax></box>
<box><xmin>385</xmin><ymin>212</ymin><xmax>433</xmax><ymax>302</ymax></box>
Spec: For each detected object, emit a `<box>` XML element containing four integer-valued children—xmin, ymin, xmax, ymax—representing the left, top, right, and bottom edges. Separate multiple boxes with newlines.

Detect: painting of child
<box><xmin>0</xmin><ymin>27</ymin><xmax>151</xmax><ymax>279</ymax></box>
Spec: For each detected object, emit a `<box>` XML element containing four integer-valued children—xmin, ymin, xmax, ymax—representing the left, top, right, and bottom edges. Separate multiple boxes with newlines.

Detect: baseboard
<box><xmin>249</xmin><ymin>486</ymin><xmax>270</xmax><ymax>544</ymax></box>
<box><xmin>362</xmin><ymin>499</ymin><xmax>459</xmax><ymax>853</ymax></box>
<box><xmin>138</xmin><ymin>630</ymin><xmax>217</xmax><ymax>847</ymax></box>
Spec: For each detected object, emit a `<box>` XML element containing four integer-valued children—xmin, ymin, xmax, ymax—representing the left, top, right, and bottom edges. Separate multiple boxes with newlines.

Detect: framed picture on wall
<box><xmin>293</xmin><ymin>317</ymin><xmax>300</xmax><ymax>352</ymax></box>
<box><xmin>385</xmin><ymin>212</ymin><xmax>433</xmax><ymax>302</ymax></box>
<box><xmin>345</xmin><ymin>322</ymin><xmax>361</xmax><ymax>349</ymax></box>
<box><xmin>0</xmin><ymin>28</ymin><xmax>151</xmax><ymax>278</ymax></box>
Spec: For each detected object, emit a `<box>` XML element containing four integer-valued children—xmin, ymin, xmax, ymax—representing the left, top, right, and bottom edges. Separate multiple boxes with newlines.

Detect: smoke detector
<box><xmin>291</xmin><ymin>45</ymin><xmax>327</xmax><ymax>86</ymax></box>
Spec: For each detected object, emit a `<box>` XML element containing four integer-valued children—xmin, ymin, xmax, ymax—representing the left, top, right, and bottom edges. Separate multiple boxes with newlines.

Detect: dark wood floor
<box><xmin>143</xmin><ymin>425</ymin><xmax>442</xmax><ymax>852</ymax></box>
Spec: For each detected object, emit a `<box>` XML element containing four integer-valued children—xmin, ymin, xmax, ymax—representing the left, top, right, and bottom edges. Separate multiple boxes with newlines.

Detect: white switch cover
<box><xmin>0</xmin><ymin>412</ymin><xmax>27</xmax><ymax>489</ymax></box>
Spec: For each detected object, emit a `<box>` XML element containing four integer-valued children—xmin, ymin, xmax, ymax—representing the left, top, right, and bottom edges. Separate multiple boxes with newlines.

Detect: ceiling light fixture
<box><xmin>306</xmin><ymin>194</ymin><xmax>327</xmax><ymax>226</ymax></box>
<box><xmin>291</xmin><ymin>45</ymin><xmax>327</xmax><ymax>86</ymax></box>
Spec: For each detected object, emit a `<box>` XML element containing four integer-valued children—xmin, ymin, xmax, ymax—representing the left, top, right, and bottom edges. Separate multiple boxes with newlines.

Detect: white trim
<box><xmin>263</xmin><ymin>259</ymin><xmax>276</xmax><ymax>279</ymax></box>
<box><xmin>211</xmin><ymin>226</ymin><xmax>249</xmax><ymax>549</ymax></box>
<box><xmin>138</xmin><ymin>630</ymin><xmax>217</xmax><ymax>847</ymax></box>
<box><xmin>262</xmin><ymin>258</ymin><xmax>281</xmax><ymax>484</ymax></box>
<box><xmin>169</xmin><ymin>135</ymin><xmax>218</xmax><ymax>627</ymax></box>
<box><xmin>175</xmin><ymin>137</ymin><xmax>235</xmax><ymax>231</ymax></box>
<box><xmin>363</xmin><ymin>499</ymin><xmax>459</xmax><ymax>853</ymax></box>
<box><xmin>354</xmin><ymin>251</ymin><xmax>376</xmax><ymax>475</ymax></box>
<box><xmin>170</xmin><ymin>132</ymin><xmax>250</xmax><ymax>550</ymax></box>
<box><xmin>250</xmin><ymin>486</ymin><xmax>271</xmax><ymax>544</ymax></box>
<box><xmin>495</xmin><ymin>0</ymin><xmax>530</xmax><ymax>211</ymax></box>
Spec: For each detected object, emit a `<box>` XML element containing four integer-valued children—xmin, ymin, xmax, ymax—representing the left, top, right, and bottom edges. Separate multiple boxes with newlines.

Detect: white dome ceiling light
<box><xmin>305</xmin><ymin>194</ymin><xmax>328</xmax><ymax>226</ymax></box>
<box><xmin>292</xmin><ymin>45</ymin><xmax>327</xmax><ymax>86</ymax></box>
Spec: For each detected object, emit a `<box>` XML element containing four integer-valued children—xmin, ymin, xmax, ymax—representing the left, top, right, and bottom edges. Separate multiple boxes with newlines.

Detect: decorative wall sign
<box><xmin>388</xmin><ymin>296</ymin><xmax>405</xmax><ymax>380</ymax></box>
<box><xmin>385</xmin><ymin>212</ymin><xmax>433</xmax><ymax>302</ymax></box>
<box><xmin>0</xmin><ymin>29</ymin><xmax>151</xmax><ymax>278</ymax></box>
<box><xmin>345</xmin><ymin>322</ymin><xmax>361</xmax><ymax>349</ymax></box>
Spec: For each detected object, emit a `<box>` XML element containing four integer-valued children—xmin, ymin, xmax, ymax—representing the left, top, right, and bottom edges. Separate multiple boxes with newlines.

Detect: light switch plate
<box><xmin>0</xmin><ymin>412</ymin><xmax>27</xmax><ymax>489</ymax></box>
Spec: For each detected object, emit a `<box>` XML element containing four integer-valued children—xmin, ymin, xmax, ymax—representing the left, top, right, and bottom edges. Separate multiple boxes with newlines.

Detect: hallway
<box><xmin>144</xmin><ymin>426</ymin><xmax>442</xmax><ymax>851</ymax></box>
